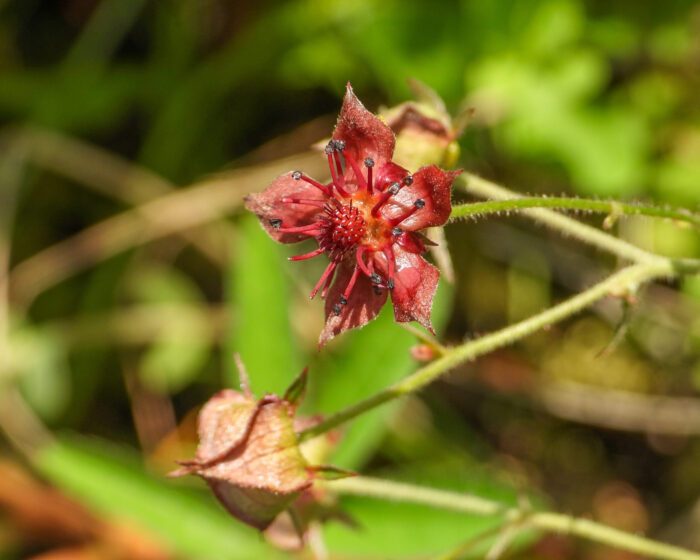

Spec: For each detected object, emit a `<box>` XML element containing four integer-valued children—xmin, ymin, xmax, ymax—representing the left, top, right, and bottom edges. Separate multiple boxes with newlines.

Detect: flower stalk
<box><xmin>297</xmin><ymin>260</ymin><xmax>678</xmax><ymax>442</ymax></box>
<box><xmin>458</xmin><ymin>173</ymin><xmax>664</xmax><ymax>265</ymax></box>
<box><xmin>450</xmin><ymin>195</ymin><xmax>700</xmax><ymax>229</ymax></box>
<box><xmin>326</xmin><ymin>476</ymin><xmax>700</xmax><ymax>560</ymax></box>
<box><xmin>450</xmin><ymin>196</ymin><xmax>700</xmax><ymax>228</ymax></box>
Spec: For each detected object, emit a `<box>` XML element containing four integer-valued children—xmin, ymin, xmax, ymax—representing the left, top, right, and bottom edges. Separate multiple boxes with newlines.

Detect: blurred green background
<box><xmin>0</xmin><ymin>0</ymin><xmax>699</xmax><ymax>558</ymax></box>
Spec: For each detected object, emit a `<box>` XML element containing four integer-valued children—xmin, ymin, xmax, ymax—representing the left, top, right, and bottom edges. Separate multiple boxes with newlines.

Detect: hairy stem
<box><xmin>451</xmin><ymin>196</ymin><xmax>700</xmax><ymax>229</ymax></box>
<box><xmin>298</xmin><ymin>260</ymin><xmax>676</xmax><ymax>442</ymax></box>
<box><xmin>458</xmin><ymin>173</ymin><xmax>663</xmax><ymax>264</ymax></box>
<box><xmin>327</xmin><ymin>476</ymin><xmax>700</xmax><ymax>560</ymax></box>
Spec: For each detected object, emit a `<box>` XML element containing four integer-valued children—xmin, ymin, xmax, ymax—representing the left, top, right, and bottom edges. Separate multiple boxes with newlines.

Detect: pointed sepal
<box><xmin>308</xmin><ymin>465</ymin><xmax>357</xmax><ymax>481</ymax></box>
<box><xmin>282</xmin><ymin>367</ymin><xmax>308</xmax><ymax>408</ymax></box>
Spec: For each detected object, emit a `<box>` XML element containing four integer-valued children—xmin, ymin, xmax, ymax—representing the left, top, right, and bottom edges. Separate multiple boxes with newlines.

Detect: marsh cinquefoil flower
<box><xmin>245</xmin><ymin>84</ymin><xmax>461</xmax><ymax>345</ymax></box>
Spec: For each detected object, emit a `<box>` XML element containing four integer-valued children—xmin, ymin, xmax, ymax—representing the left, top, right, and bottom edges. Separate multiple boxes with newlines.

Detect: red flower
<box><xmin>245</xmin><ymin>84</ymin><xmax>461</xmax><ymax>345</ymax></box>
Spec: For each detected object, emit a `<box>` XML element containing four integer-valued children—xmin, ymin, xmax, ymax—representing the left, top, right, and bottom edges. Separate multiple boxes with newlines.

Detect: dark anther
<box><xmin>269</xmin><ymin>219</ymin><xmax>282</xmax><ymax>229</ymax></box>
<box><xmin>335</xmin><ymin>139</ymin><xmax>346</xmax><ymax>151</ymax></box>
<box><xmin>292</xmin><ymin>171</ymin><xmax>302</xmax><ymax>180</ymax></box>
<box><xmin>364</xmin><ymin>157</ymin><xmax>375</xmax><ymax>168</ymax></box>
<box><xmin>373</xmin><ymin>285</ymin><xmax>383</xmax><ymax>295</ymax></box>
<box><xmin>333</xmin><ymin>303</ymin><xmax>342</xmax><ymax>315</ymax></box>
<box><xmin>392</xmin><ymin>226</ymin><xmax>403</xmax><ymax>236</ymax></box>
<box><xmin>325</xmin><ymin>141</ymin><xmax>335</xmax><ymax>154</ymax></box>
<box><xmin>370</xmin><ymin>272</ymin><xmax>382</xmax><ymax>284</ymax></box>
<box><xmin>387</xmin><ymin>278</ymin><xmax>395</xmax><ymax>290</ymax></box>
<box><xmin>402</xmin><ymin>175</ymin><xmax>414</xmax><ymax>186</ymax></box>
<box><xmin>414</xmin><ymin>198</ymin><xmax>426</xmax><ymax>209</ymax></box>
<box><xmin>388</xmin><ymin>182</ymin><xmax>400</xmax><ymax>194</ymax></box>
<box><xmin>339</xmin><ymin>296</ymin><xmax>348</xmax><ymax>305</ymax></box>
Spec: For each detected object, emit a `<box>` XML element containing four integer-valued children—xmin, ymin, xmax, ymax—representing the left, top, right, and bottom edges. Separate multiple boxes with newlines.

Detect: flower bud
<box><xmin>169</xmin><ymin>389</ymin><xmax>313</xmax><ymax>530</ymax></box>
<box><xmin>410</xmin><ymin>343</ymin><xmax>437</xmax><ymax>362</ymax></box>
<box><xmin>381</xmin><ymin>79</ymin><xmax>471</xmax><ymax>170</ymax></box>
<box><xmin>383</xmin><ymin>103</ymin><xmax>456</xmax><ymax>169</ymax></box>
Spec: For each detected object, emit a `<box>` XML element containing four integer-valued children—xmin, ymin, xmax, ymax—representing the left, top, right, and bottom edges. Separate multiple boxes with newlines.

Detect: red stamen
<box><xmin>363</xmin><ymin>158</ymin><xmax>376</xmax><ymax>194</ymax></box>
<box><xmin>341</xmin><ymin>150</ymin><xmax>367</xmax><ymax>191</ymax></box>
<box><xmin>295</xmin><ymin>173</ymin><xmax>332</xmax><ymax>197</ymax></box>
<box><xmin>289</xmin><ymin>247</ymin><xmax>325</xmax><ymax>262</ymax></box>
<box><xmin>320</xmin><ymin>262</ymin><xmax>338</xmax><ymax>299</ymax></box>
<box><xmin>342</xmin><ymin>265</ymin><xmax>361</xmax><ymax>301</ymax></box>
<box><xmin>276</xmin><ymin>223</ymin><xmax>323</xmax><ymax>234</ymax></box>
<box><xmin>332</xmin><ymin>152</ymin><xmax>345</xmax><ymax>187</ymax></box>
<box><xmin>389</xmin><ymin>205</ymin><xmax>419</xmax><ymax>226</ymax></box>
<box><xmin>282</xmin><ymin>198</ymin><xmax>326</xmax><ymax>208</ymax></box>
<box><xmin>327</xmin><ymin>153</ymin><xmax>350</xmax><ymax>198</ymax></box>
<box><xmin>371</xmin><ymin>182</ymin><xmax>401</xmax><ymax>217</ymax></box>
<box><xmin>355</xmin><ymin>246</ymin><xmax>373</xmax><ymax>277</ymax></box>
<box><xmin>310</xmin><ymin>260</ymin><xmax>337</xmax><ymax>299</ymax></box>
<box><xmin>382</xmin><ymin>246</ymin><xmax>395</xmax><ymax>288</ymax></box>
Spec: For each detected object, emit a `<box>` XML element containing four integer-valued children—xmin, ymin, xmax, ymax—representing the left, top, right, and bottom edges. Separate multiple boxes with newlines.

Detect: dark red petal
<box><xmin>244</xmin><ymin>172</ymin><xmax>328</xmax><ymax>243</ymax></box>
<box><xmin>319</xmin><ymin>261</ymin><xmax>388</xmax><ymax>346</ymax></box>
<box><xmin>332</xmin><ymin>83</ymin><xmax>396</xmax><ymax>169</ymax></box>
<box><xmin>396</xmin><ymin>232</ymin><xmax>425</xmax><ymax>254</ymax></box>
<box><xmin>373</xmin><ymin>161</ymin><xmax>410</xmax><ymax>193</ymax></box>
<box><xmin>377</xmin><ymin>246</ymin><xmax>439</xmax><ymax>332</ymax></box>
<box><xmin>382</xmin><ymin>166</ymin><xmax>461</xmax><ymax>231</ymax></box>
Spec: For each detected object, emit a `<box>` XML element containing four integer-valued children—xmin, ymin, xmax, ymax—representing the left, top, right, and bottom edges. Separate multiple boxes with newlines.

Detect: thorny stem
<box><xmin>327</xmin><ymin>476</ymin><xmax>700</xmax><ymax>560</ymax></box>
<box><xmin>450</xmin><ymin>196</ymin><xmax>700</xmax><ymax>229</ymax></box>
<box><xmin>457</xmin><ymin>173</ymin><xmax>663</xmax><ymax>265</ymax></box>
<box><xmin>298</xmin><ymin>260</ymin><xmax>681</xmax><ymax>442</ymax></box>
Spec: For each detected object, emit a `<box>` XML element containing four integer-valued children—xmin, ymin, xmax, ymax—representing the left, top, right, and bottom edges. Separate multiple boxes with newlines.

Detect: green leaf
<box><xmin>310</xmin><ymin>277</ymin><xmax>453</xmax><ymax>470</ymax></box>
<box><xmin>227</xmin><ymin>213</ymin><xmax>301</xmax><ymax>395</ymax></box>
<box><xmin>34</xmin><ymin>435</ymin><xmax>281</xmax><ymax>560</ymax></box>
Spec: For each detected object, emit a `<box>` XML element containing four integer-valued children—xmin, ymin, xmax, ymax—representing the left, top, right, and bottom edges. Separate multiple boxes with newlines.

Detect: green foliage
<box><xmin>227</xmin><ymin>213</ymin><xmax>302</xmax><ymax>394</ymax></box>
<box><xmin>13</xmin><ymin>320</ymin><xmax>71</xmax><ymax>422</ymax></box>
<box><xmin>35</xmin><ymin>436</ymin><xmax>281</xmax><ymax>560</ymax></box>
<box><xmin>127</xmin><ymin>265</ymin><xmax>210</xmax><ymax>394</ymax></box>
<box><xmin>1</xmin><ymin>0</ymin><xmax>699</xmax><ymax>558</ymax></box>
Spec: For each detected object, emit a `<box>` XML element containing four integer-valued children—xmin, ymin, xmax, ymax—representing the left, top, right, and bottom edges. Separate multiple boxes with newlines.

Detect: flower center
<box><xmin>320</xmin><ymin>201</ymin><xmax>367</xmax><ymax>258</ymax></box>
<box><xmin>270</xmin><ymin>139</ymin><xmax>425</xmax><ymax>309</ymax></box>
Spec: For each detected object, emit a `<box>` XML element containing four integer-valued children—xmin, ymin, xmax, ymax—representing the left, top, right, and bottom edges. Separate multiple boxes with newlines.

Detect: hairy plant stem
<box><xmin>457</xmin><ymin>173</ymin><xmax>663</xmax><ymax>264</ymax></box>
<box><xmin>451</xmin><ymin>196</ymin><xmax>700</xmax><ymax>229</ymax></box>
<box><xmin>298</xmin><ymin>260</ymin><xmax>677</xmax><ymax>442</ymax></box>
<box><xmin>327</xmin><ymin>476</ymin><xmax>700</xmax><ymax>560</ymax></box>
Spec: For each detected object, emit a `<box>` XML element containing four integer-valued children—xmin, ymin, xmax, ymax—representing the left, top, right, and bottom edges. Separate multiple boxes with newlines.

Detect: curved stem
<box><xmin>457</xmin><ymin>173</ymin><xmax>662</xmax><ymax>265</ymax></box>
<box><xmin>298</xmin><ymin>260</ymin><xmax>676</xmax><ymax>442</ymax></box>
<box><xmin>450</xmin><ymin>196</ymin><xmax>700</xmax><ymax>229</ymax></box>
<box><xmin>327</xmin><ymin>476</ymin><xmax>700</xmax><ymax>560</ymax></box>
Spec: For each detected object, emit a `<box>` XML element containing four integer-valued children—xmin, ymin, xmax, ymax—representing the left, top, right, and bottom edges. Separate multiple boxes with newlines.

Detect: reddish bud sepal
<box><xmin>410</xmin><ymin>343</ymin><xmax>437</xmax><ymax>362</ymax></box>
<box><xmin>169</xmin><ymin>389</ymin><xmax>312</xmax><ymax>531</ymax></box>
<box><xmin>245</xmin><ymin>83</ymin><xmax>462</xmax><ymax>345</ymax></box>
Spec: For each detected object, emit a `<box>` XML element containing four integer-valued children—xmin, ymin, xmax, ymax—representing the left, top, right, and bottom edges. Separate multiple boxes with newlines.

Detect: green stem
<box><xmin>458</xmin><ymin>173</ymin><xmax>662</xmax><ymax>264</ymax></box>
<box><xmin>298</xmin><ymin>261</ymin><xmax>674</xmax><ymax>442</ymax></box>
<box><xmin>327</xmin><ymin>476</ymin><xmax>700</xmax><ymax>560</ymax></box>
<box><xmin>451</xmin><ymin>196</ymin><xmax>700</xmax><ymax>229</ymax></box>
